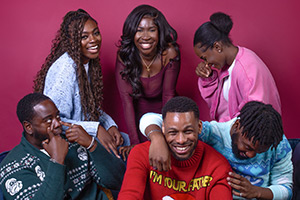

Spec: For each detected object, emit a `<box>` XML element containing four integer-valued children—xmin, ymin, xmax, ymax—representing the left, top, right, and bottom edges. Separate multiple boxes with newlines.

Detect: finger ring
<box><xmin>240</xmin><ymin>193</ymin><xmax>242</xmax><ymax>197</ymax></box>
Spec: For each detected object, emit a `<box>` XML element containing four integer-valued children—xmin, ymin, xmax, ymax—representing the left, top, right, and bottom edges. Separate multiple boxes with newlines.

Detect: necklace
<box><xmin>140</xmin><ymin>54</ymin><xmax>157</xmax><ymax>72</ymax></box>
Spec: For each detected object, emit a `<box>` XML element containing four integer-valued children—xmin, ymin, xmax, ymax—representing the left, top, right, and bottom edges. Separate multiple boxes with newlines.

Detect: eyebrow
<box><xmin>42</xmin><ymin>111</ymin><xmax>60</xmax><ymax>120</ymax></box>
<box><xmin>82</xmin><ymin>27</ymin><xmax>99</xmax><ymax>34</ymax></box>
<box><xmin>137</xmin><ymin>25</ymin><xmax>158</xmax><ymax>29</ymax></box>
<box><xmin>167</xmin><ymin>125</ymin><xmax>194</xmax><ymax>131</ymax></box>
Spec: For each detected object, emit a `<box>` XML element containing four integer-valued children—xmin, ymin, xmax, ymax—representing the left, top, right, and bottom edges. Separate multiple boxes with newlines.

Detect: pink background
<box><xmin>0</xmin><ymin>0</ymin><xmax>299</xmax><ymax>152</ymax></box>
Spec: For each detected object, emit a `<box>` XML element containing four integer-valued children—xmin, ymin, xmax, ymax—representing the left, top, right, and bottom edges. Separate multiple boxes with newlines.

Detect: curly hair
<box><xmin>238</xmin><ymin>101</ymin><xmax>283</xmax><ymax>150</ymax></box>
<box><xmin>118</xmin><ymin>4</ymin><xmax>180</xmax><ymax>98</ymax></box>
<box><xmin>33</xmin><ymin>9</ymin><xmax>103</xmax><ymax>121</ymax></box>
<box><xmin>194</xmin><ymin>12</ymin><xmax>233</xmax><ymax>51</ymax></box>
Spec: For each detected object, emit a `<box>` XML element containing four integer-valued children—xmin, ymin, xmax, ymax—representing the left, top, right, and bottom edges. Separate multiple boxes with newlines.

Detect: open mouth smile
<box><xmin>172</xmin><ymin>145</ymin><xmax>191</xmax><ymax>155</ymax></box>
<box><xmin>87</xmin><ymin>45</ymin><xmax>100</xmax><ymax>53</ymax></box>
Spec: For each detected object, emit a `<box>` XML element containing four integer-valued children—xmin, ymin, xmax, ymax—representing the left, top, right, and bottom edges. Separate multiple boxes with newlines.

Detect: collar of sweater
<box><xmin>171</xmin><ymin>142</ymin><xmax>203</xmax><ymax>168</ymax></box>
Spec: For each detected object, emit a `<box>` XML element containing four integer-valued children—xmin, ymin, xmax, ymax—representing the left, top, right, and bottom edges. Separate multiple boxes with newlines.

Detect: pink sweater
<box><xmin>198</xmin><ymin>46</ymin><xmax>281</xmax><ymax>122</ymax></box>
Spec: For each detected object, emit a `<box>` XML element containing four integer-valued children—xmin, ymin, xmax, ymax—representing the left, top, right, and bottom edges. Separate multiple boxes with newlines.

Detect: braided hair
<box><xmin>33</xmin><ymin>9</ymin><xmax>103</xmax><ymax>121</ymax></box>
<box><xmin>193</xmin><ymin>12</ymin><xmax>233</xmax><ymax>51</ymax></box>
<box><xmin>118</xmin><ymin>4</ymin><xmax>179</xmax><ymax>98</ymax></box>
<box><xmin>238</xmin><ymin>101</ymin><xmax>283</xmax><ymax>150</ymax></box>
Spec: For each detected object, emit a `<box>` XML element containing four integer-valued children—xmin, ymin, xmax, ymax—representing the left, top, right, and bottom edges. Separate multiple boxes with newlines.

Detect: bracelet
<box><xmin>87</xmin><ymin>137</ymin><xmax>95</xmax><ymax>150</ymax></box>
<box><xmin>146</xmin><ymin>129</ymin><xmax>161</xmax><ymax>140</ymax></box>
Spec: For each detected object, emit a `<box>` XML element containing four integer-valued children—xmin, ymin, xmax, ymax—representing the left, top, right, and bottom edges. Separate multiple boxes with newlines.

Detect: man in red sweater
<box><xmin>118</xmin><ymin>96</ymin><xmax>232</xmax><ymax>200</ymax></box>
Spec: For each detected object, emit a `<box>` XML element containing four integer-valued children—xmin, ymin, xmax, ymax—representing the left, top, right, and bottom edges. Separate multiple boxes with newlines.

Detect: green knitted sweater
<box><xmin>0</xmin><ymin>133</ymin><xmax>125</xmax><ymax>200</ymax></box>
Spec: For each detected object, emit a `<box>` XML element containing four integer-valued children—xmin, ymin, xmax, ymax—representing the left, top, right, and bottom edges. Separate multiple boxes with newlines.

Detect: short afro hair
<box><xmin>17</xmin><ymin>93</ymin><xmax>50</xmax><ymax>124</ymax></box>
<box><xmin>162</xmin><ymin>96</ymin><xmax>199</xmax><ymax>120</ymax></box>
<box><xmin>238</xmin><ymin>101</ymin><xmax>283</xmax><ymax>150</ymax></box>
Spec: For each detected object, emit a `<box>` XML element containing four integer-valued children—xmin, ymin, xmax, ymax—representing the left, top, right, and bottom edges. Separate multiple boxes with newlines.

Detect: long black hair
<box><xmin>118</xmin><ymin>4</ymin><xmax>179</xmax><ymax>98</ymax></box>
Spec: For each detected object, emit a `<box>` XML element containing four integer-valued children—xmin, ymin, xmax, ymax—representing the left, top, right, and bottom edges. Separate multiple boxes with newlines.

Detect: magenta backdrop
<box><xmin>0</xmin><ymin>0</ymin><xmax>299</xmax><ymax>152</ymax></box>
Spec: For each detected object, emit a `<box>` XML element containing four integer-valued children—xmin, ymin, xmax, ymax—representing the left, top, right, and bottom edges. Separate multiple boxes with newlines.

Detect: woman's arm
<box><xmin>43</xmin><ymin>55</ymin><xmax>99</xmax><ymax>137</ymax></box>
<box><xmin>232</xmin><ymin>57</ymin><xmax>281</xmax><ymax>118</ymax></box>
<box><xmin>197</xmin><ymin>70</ymin><xmax>219</xmax><ymax>110</ymax></box>
<box><xmin>43</xmin><ymin>54</ymin><xmax>121</xmax><ymax>156</ymax></box>
<box><xmin>115</xmin><ymin>57</ymin><xmax>140</xmax><ymax>144</ymax></box>
<box><xmin>162</xmin><ymin>46</ymin><xmax>180</xmax><ymax>105</ymax></box>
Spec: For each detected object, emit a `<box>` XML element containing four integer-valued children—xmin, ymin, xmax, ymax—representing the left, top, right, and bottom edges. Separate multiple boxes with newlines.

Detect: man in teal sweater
<box><xmin>140</xmin><ymin>100</ymin><xmax>293</xmax><ymax>199</ymax></box>
<box><xmin>0</xmin><ymin>93</ymin><xmax>125</xmax><ymax>200</ymax></box>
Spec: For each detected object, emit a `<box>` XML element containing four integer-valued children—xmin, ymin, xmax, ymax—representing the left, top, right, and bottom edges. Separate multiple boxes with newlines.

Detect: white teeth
<box><xmin>176</xmin><ymin>146</ymin><xmax>188</xmax><ymax>151</ymax></box>
<box><xmin>141</xmin><ymin>43</ymin><xmax>151</xmax><ymax>48</ymax></box>
<box><xmin>88</xmin><ymin>46</ymin><xmax>98</xmax><ymax>50</ymax></box>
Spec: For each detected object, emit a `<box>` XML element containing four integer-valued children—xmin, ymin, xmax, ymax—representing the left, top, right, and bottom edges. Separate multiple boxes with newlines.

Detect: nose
<box><xmin>141</xmin><ymin>30</ymin><xmax>150</xmax><ymax>39</ymax></box>
<box><xmin>52</xmin><ymin>117</ymin><xmax>61</xmax><ymax>129</ymax></box>
<box><xmin>175</xmin><ymin>132</ymin><xmax>187</xmax><ymax>144</ymax></box>
<box><xmin>88</xmin><ymin>34</ymin><xmax>96</xmax><ymax>42</ymax></box>
<box><xmin>246</xmin><ymin>151</ymin><xmax>256</xmax><ymax>158</ymax></box>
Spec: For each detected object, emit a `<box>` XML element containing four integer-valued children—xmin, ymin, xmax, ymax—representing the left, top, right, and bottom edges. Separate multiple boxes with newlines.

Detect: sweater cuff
<box><xmin>268</xmin><ymin>185</ymin><xmax>291</xmax><ymax>200</ymax></box>
<box><xmin>139</xmin><ymin>113</ymin><xmax>163</xmax><ymax>137</ymax></box>
<box><xmin>198</xmin><ymin>70</ymin><xmax>218</xmax><ymax>84</ymax></box>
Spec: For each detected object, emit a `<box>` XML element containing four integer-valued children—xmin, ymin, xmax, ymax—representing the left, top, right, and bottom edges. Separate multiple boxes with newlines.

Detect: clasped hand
<box><xmin>96</xmin><ymin>125</ymin><xmax>123</xmax><ymax>158</ymax></box>
<box><xmin>195</xmin><ymin>61</ymin><xmax>212</xmax><ymax>78</ymax></box>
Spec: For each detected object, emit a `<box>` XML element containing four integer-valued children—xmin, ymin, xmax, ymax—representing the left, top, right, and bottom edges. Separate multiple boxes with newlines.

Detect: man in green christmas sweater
<box><xmin>0</xmin><ymin>93</ymin><xmax>125</xmax><ymax>200</ymax></box>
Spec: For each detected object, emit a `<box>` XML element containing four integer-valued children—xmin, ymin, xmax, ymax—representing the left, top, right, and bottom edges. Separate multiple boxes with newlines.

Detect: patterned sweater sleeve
<box><xmin>88</xmin><ymin>141</ymin><xmax>126</xmax><ymax>190</ymax></box>
<box><xmin>0</xmin><ymin>152</ymin><xmax>66</xmax><ymax>200</ymax></box>
<box><xmin>268</xmin><ymin>136</ymin><xmax>293</xmax><ymax>200</ymax></box>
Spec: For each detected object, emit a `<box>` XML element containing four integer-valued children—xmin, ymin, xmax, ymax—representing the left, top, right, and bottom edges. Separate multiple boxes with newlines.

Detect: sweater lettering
<box><xmin>150</xmin><ymin>170</ymin><xmax>213</xmax><ymax>192</ymax></box>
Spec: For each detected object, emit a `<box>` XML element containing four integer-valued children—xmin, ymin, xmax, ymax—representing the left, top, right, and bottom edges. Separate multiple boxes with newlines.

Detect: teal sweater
<box><xmin>0</xmin><ymin>133</ymin><xmax>125</xmax><ymax>200</ymax></box>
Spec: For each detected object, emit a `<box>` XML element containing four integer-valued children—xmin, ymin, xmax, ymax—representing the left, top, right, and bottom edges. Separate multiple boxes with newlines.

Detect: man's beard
<box><xmin>170</xmin><ymin>141</ymin><xmax>197</xmax><ymax>161</ymax></box>
<box><xmin>231</xmin><ymin>133</ymin><xmax>248</xmax><ymax>160</ymax></box>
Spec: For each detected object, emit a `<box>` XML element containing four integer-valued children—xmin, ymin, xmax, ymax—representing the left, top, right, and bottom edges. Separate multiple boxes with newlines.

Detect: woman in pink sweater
<box><xmin>194</xmin><ymin>12</ymin><xmax>281</xmax><ymax>122</ymax></box>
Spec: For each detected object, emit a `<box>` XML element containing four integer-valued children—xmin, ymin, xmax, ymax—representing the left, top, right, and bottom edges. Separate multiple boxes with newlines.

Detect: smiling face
<box><xmin>230</xmin><ymin>120</ymin><xmax>269</xmax><ymax>159</ymax></box>
<box><xmin>80</xmin><ymin>19</ymin><xmax>102</xmax><ymax>64</ymax></box>
<box><xmin>27</xmin><ymin>100</ymin><xmax>62</xmax><ymax>149</ymax></box>
<box><xmin>193</xmin><ymin>42</ymin><xmax>226</xmax><ymax>70</ymax></box>
<box><xmin>134</xmin><ymin>16</ymin><xmax>159</xmax><ymax>57</ymax></box>
<box><xmin>162</xmin><ymin>112</ymin><xmax>201</xmax><ymax>161</ymax></box>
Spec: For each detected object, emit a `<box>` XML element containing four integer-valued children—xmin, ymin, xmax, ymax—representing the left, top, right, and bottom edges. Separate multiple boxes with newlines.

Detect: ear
<box><xmin>23</xmin><ymin>121</ymin><xmax>33</xmax><ymax>135</ymax></box>
<box><xmin>198</xmin><ymin>120</ymin><xmax>203</xmax><ymax>134</ymax></box>
<box><xmin>213</xmin><ymin>41</ymin><xmax>223</xmax><ymax>53</ymax></box>
<box><xmin>230</xmin><ymin>119</ymin><xmax>241</xmax><ymax>135</ymax></box>
<box><xmin>235</xmin><ymin>119</ymin><xmax>241</xmax><ymax>129</ymax></box>
<box><xmin>162</xmin><ymin>122</ymin><xmax>165</xmax><ymax>135</ymax></box>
